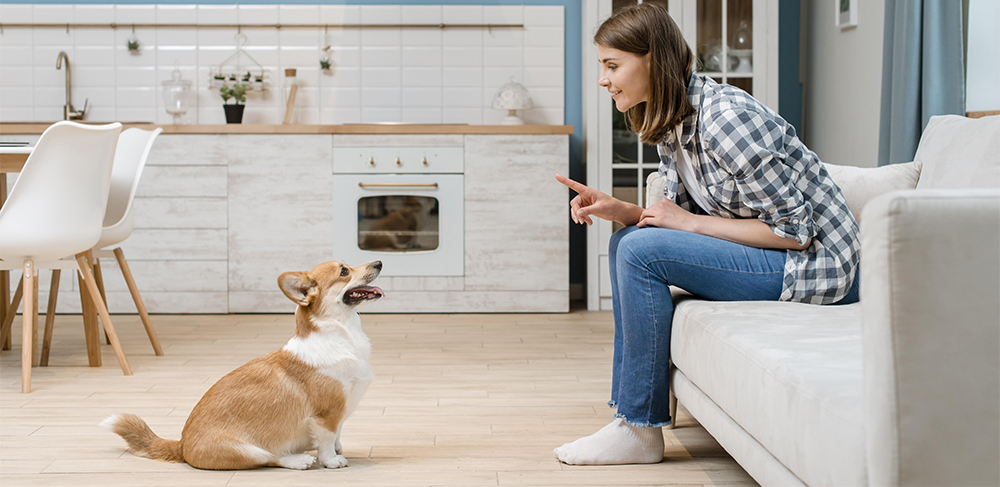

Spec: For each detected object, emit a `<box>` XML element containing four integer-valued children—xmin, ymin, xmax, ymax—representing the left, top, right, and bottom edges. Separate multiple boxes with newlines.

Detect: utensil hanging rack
<box><xmin>210</xmin><ymin>32</ymin><xmax>267</xmax><ymax>92</ymax></box>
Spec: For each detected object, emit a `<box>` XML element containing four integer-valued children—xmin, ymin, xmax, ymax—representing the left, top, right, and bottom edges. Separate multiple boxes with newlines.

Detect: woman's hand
<box><xmin>636</xmin><ymin>198</ymin><xmax>698</xmax><ymax>232</ymax></box>
<box><xmin>555</xmin><ymin>174</ymin><xmax>643</xmax><ymax>226</ymax></box>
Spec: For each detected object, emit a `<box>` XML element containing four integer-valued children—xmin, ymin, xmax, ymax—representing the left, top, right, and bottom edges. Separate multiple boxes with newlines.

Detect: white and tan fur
<box><xmin>100</xmin><ymin>260</ymin><xmax>384</xmax><ymax>470</ymax></box>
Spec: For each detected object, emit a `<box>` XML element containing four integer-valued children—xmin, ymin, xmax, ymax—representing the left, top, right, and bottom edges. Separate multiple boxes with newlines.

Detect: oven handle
<box><xmin>358</xmin><ymin>182</ymin><xmax>439</xmax><ymax>189</ymax></box>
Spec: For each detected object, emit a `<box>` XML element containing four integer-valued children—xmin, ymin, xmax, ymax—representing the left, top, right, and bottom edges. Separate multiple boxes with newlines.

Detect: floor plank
<box><xmin>1</xmin><ymin>308</ymin><xmax>756</xmax><ymax>486</ymax></box>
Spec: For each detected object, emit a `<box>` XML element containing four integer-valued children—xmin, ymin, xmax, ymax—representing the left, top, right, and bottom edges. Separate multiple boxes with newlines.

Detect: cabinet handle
<box><xmin>422</xmin><ymin>157</ymin><xmax>429</xmax><ymax>166</ymax></box>
<box><xmin>368</xmin><ymin>157</ymin><xmax>376</xmax><ymax>166</ymax></box>
<box><xmin>395</xmin><ymin>157</ymin><xmax>402</xmax><ymax>167</ymax></box>
<box><xmin>359</xmin><ymin>182</ymin><xmax>439</xmax><ymax>189</ymax></box>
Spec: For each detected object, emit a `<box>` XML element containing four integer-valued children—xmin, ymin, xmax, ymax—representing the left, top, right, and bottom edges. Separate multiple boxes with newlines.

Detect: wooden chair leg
<box><xmin>93</xmin><ymin>257</ymin><xmax>112</xmax><ymax>346</ymax></box>
<box><xmin>1</xmin><ymin>278</ymin><xmax>24</xmax><ymax>351</ymax></box>
<box><xmin>29</xmin><ymin>270</ymin><xmax>38</xmax><ymax>367</ymax></box>
<box><xmin>77</xmin><ymin>251</ymin><xmax>131</xmax><ymax>376</ymax></box>
<box><xmin>21</xmin><ymin>261</ymin><xmax>35</xmax><ymax>393</ymax></box>
<box><xmin>78</xmin><ymin>269</ymin><xmax>101</xmax><ymax>367</ymax></box>
<box><xmin>1</xmin><ymin>269</ymin><xmax>9</xmax><ymax>349</ymax></box>
<box><xmin>0</xmin><ymin>176</ymin><xmax>8</xmax><ymax>349</ymax></box>
<box><xmin>113</xmin><ymin>248</ymin><xmax>164</xmax><ymax>356</ymax></box>
<box><xmin>40</xmin><ymin>270</ymin><xmax>61</xmax><ymax>366</ymax></box>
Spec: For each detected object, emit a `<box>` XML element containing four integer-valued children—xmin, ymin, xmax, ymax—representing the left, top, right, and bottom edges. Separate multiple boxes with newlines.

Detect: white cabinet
<box><xmin>583</xmin><ymin>0</ymin><xmax>779</xmax><ymax>310</ymax></box>
<box><xmin>5</xmin><ymin>130</ymin><xmax>569</xmax><ymax>314</ymax></box>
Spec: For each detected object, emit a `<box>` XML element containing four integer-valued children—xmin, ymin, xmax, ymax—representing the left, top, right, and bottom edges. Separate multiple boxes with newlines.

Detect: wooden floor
<box><xmin>1</xmin><ymin>307</ymin><xmax>757</xmax><ymax>487</ymax></box>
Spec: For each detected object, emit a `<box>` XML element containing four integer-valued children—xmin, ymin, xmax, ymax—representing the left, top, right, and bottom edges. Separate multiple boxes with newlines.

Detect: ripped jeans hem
<box><xmin>612</xmin><ymin>411</ymin><xmax>672</xmax><ymax>428</ymax></box>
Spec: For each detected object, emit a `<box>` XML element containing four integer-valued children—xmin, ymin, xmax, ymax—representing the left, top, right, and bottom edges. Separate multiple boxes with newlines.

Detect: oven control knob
<box><xmin>422</xmin><ymin>157</ymin><xmax>429</xmax><ymax>166</ymax></box>
<box><xmin>368</xmin><ymin>157</ymin><xmax>375</xmax><ymax>167</ymax></box>
<box><xmin>395</xmin><ymin>157</ymin><xmax>402</xmax><ymax>167</ymax></box>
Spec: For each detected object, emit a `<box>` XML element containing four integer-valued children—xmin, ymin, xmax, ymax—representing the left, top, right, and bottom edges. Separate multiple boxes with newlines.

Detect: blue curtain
<box><xmin>878</xmin><ymin>0</ymin><xmax>966</xmax><ymax>166</ymax></box>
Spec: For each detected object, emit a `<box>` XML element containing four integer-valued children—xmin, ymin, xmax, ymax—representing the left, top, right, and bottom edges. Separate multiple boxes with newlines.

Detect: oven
<box><xmin>332</xmin><ymin>145</ymin><xmax>464</xmax><ymax>277</ymax></box>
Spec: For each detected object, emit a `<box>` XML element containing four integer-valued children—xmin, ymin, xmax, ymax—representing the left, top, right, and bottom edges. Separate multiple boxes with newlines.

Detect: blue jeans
<box><xmin>607</xmin><ymin>225</ymin><xmax>860</xmax><ymax>427</ymax></box>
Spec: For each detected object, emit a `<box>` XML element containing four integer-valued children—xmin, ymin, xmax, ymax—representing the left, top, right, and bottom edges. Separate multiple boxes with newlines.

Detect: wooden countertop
<box><xmin>0</xmin><ymin>123</ymin><xmax>574</xmax><ymax>135</ymax></box>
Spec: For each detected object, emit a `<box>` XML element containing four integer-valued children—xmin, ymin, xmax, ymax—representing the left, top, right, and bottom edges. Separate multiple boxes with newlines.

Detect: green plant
<box><xmin>220</xmin><ymin>83</ymin><xmax>248</xmax><ymax>105</ymax></box>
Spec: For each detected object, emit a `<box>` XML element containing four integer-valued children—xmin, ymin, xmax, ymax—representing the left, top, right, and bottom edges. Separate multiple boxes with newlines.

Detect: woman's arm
<box><xmin>638</xmin><ymin>198</ymin><xmax>811</xmax><ymax>251</ymax></box>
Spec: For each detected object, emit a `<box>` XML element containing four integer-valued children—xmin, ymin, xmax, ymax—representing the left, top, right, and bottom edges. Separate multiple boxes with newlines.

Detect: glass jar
<box><xmin>162</xmin><ymin>63</ymin><xmax>192</xmax><ymax>124</ymax></box>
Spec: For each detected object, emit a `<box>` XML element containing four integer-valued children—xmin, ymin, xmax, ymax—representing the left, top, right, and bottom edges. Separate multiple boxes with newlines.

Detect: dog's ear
<box><xmin>277</xmin><ymin>271</ymin><xmax>319</xmax><ymax>306</ymax></box>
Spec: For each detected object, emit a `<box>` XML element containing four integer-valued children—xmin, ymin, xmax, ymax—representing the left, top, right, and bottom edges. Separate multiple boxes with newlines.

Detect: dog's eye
<box><xmin>340</xmin><ymin>267</ymin><xmax>349</xmax><ymax>276</ymax></box>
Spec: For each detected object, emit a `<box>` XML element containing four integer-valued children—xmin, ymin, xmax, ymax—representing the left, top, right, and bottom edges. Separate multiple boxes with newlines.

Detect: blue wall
<box><xmin>778</xmin><ymin>0</ymin><xmax>802</xmax><ymax>136</ymax></box>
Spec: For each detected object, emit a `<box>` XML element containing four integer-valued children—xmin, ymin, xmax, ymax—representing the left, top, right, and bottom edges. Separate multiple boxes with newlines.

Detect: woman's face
<box><xmin>597</xmin><ymin>45</ymin><xmax>651</xmax><ymax>112</ymax></box>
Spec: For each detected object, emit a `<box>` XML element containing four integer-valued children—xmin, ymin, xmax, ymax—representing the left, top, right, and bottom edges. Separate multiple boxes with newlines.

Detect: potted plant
<box><xmin>220</xmin><ymin>82</ymin><xmax>248</xmax><ymax>124</ymax></box>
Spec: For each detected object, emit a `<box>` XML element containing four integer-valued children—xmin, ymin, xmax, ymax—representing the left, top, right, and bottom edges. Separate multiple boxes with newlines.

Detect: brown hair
<box><xmin>594</xmin><ymin>3</ymin><xmax>694</xmax><ymax>145</ymax></box>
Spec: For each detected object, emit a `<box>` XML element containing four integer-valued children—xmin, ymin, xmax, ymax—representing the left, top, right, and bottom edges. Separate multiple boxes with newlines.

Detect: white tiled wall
<box><xmin>0</xmin><ymin>4</ymin><xmax>565</xmax><ymax>125</ymax></box>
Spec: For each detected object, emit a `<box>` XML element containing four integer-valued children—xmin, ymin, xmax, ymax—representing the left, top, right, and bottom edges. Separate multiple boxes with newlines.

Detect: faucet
<box><xmin>55</xmin><ymin>51</ymin><xmax>87</xmax><ymax>120</ymax></box>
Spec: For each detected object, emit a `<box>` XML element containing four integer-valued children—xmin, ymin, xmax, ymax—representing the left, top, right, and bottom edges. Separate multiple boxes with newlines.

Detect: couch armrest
<box><xmin>646</xmin><ymin>171</ymin><xmax>665</xmax><ymax>208</ymax></box>
<box><xmin>861</xmin><ymin>189</ymin><xmax>1000</xmax><ymax>486</ymax></box>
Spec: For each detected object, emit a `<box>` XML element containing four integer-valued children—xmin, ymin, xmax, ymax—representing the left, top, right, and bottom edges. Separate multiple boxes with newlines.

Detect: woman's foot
<box><xmin>553</xmin><ymin>418</ymin><xmax>664</xmax><ymax>465</ymax></box>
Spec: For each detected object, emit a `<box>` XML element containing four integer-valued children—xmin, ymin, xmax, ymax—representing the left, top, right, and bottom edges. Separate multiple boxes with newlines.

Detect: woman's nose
<box><xmin>598</xmin><ymin>77</ymin><xmax>610</xmax><ymax>87</ymax></box>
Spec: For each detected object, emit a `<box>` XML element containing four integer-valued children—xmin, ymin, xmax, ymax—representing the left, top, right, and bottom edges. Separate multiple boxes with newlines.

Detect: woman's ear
<box><xmin>277</xmin><ymin>271</ymin><xmax>319</xmax><ymax>306</ymax></box>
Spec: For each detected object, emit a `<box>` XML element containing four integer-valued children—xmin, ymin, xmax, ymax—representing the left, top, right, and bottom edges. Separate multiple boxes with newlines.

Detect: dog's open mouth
<box><xmin>344</xmin><ymin>285</ymin><xmax>384</xmax><ymax>305</ymax></box>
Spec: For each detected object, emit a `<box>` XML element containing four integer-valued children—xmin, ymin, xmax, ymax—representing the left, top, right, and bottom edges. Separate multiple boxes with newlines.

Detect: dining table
<box><xmin>0</xmin><ymin>144</ymin><xmax>32</xmax><ymax>349</ymax></box>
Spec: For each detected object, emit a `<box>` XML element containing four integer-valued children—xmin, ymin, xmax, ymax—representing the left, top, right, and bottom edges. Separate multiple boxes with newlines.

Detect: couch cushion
<box><xmin>914</xmin><ymin>114</ymin><xmax>1000</xmax><ymax>190</ymax></box>
<box><xmin>671</xmin><ymin>299</ymin><xmax>866</xmax><ymax>486</ymax></box>
<box><xmin>823</xmin><ymin>161</ymin><xmax>921</xmax><ymax>225</ymax></box>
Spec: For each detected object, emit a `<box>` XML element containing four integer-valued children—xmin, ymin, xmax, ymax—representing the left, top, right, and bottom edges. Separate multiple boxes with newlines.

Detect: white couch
<box><xmin>646</xmin><ymin>115</ymin><xmax>999</xmax><ymax>486</ymax></box>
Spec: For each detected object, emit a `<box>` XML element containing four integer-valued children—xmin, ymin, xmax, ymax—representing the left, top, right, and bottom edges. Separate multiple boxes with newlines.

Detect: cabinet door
<box><xmin>464</xmin><ymin>134</ymin><xmax>569</xmax><ymax>295</ymax></box>
<box><xmin>227</xmin><ymin>135</ymin><xmax>334</xmax><ymax>313</ymax></box>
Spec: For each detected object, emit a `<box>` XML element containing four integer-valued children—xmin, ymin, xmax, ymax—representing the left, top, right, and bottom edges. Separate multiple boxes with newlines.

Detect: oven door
<box><xmin>333</xmin><ymin>174</ymin><xmax>463</xmax><ymax>277</ymax></box>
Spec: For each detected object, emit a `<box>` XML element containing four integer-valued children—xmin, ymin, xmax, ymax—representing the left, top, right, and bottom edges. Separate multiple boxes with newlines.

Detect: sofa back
<box><xmin>645</xmin><ymin>115</ymin><xmax>998</xmax><ymax>223</ymax></box>
<box><xmin>914</xmin><ymin>114</ymin><xmax>1000</xmax><ymax>190</ymax></box>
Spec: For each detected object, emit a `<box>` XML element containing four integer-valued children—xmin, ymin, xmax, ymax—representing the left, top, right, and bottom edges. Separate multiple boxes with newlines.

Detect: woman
<box><xmin>554</xmin><ymin>3</ymin><xmax>860</xmax><ymax>466</ymax></box>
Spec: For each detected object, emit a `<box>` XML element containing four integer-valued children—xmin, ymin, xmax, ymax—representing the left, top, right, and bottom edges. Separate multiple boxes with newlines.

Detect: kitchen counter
<box><xmin>0</xmin><ymin>123</ymin><xmax>573</xmax><ymax>135</ymax></box>
<box><xmin>2</xmin><ymin>129</ymin><xmax>570</xmax><ymax>313</ymax></box>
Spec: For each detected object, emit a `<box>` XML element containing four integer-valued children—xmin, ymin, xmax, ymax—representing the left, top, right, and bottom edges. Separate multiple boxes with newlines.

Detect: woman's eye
<box><xmin>340</xmin><ymin>267</ymin><xmax>349</xmax><ymax>276</ymax></box>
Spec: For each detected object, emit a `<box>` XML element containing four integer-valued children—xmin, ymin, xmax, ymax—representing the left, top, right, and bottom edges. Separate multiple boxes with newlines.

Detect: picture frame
<box><xmin>837</xmin><ymin>0</ymin><xmax>858</xmax><ymax>29</ymax></box>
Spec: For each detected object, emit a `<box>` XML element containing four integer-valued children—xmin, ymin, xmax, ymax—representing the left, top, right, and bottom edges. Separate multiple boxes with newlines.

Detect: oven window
<box><xmin>357</xmin><ymin>195</ymin><xmax>440</xmax><ymax>251</ymax></box>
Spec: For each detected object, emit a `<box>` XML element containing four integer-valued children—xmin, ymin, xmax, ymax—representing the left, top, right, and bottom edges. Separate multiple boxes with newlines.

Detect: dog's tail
<box><xmin>100</xmin><ymin>413</ymin><xmax>184</xmax><ymax>463</ymax></box>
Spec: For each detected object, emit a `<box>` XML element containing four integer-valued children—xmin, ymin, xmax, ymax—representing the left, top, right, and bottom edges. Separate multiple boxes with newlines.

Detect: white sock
<box><xmin>553</xmin><ymin>418</ymin><xmax>664</xmax><ymax>465</ymax></box>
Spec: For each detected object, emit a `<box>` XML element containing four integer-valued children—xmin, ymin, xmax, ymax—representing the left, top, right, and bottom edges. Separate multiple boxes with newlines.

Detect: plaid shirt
<box><xmin>656</xmin><ymin>75</ymin><xmax>860</xmax><ymax>304</ymax></box>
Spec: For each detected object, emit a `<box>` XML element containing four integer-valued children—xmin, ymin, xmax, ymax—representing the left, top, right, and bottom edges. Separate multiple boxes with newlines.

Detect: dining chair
<box><xmin>36</xmin><ymin>127</ymin><xmax>165</xmax><ymax>365</ymax></box>
<box><xmin>0</xmin><ymin>121</ymin><xmax>130</xmax><ymax>393</ymax></box>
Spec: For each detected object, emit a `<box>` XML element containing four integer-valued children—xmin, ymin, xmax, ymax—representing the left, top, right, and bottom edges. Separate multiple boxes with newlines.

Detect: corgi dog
<box><xmin>101</xmin><ymin>260</ymin><xmax>384</xmax><ymax>470</ymax></box>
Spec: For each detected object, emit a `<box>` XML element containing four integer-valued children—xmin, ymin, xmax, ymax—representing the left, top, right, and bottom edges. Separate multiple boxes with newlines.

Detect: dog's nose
<box><xmin>373</xmin><ymin>260</ymin><xmax>382</xmax><ymax>270</ymax></box>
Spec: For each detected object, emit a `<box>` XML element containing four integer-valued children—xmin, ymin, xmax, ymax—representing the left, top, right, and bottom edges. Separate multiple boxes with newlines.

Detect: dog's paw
<box><xmin>321</xmin><ymin>454</ymin><xmax>349</xmax><ymax>469</ymax></box>
<box><xmin>277</xmin><ymin>453</ymin><xmax>316</xmax><ymax>470</ymax></box>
